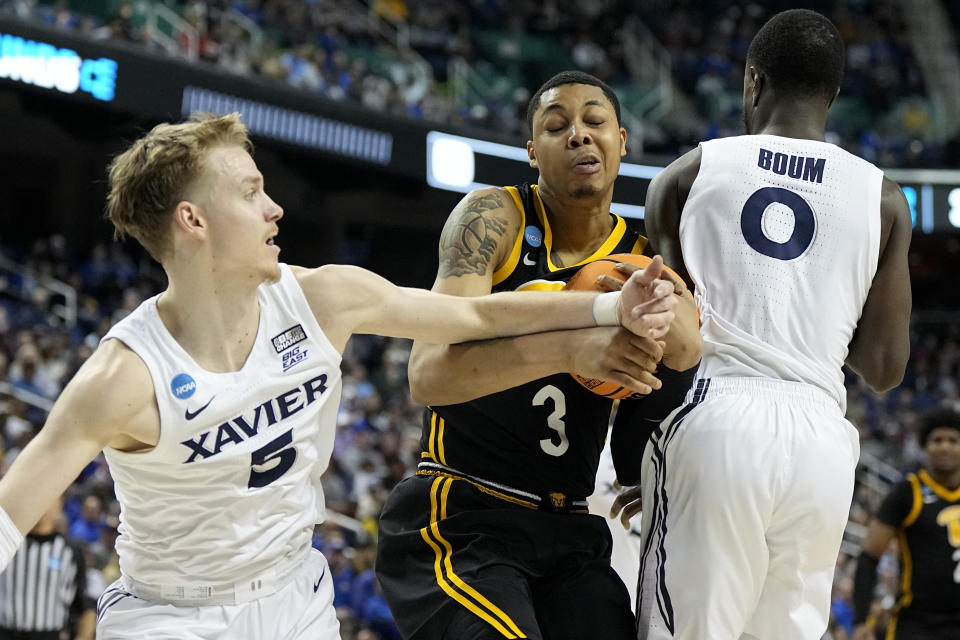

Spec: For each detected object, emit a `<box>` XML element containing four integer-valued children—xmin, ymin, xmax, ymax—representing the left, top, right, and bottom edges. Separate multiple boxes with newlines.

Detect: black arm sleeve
<box><xmin>852</xmin><ymin>552</ymin><xmax>879</xmax><ymax>624</ymax></box>
<box><xmin>610</xmin><ymin>362</ymin><xmax>698</xmax><ymax>486</ymax></box>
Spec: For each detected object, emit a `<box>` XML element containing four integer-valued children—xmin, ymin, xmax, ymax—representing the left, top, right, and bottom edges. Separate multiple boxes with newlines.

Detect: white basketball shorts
<box><xmin>637</xmin><ymin>377</ymin><xmax>859</xmax><ymax>640</ymax></box>
<box><xmin>95</xmin><ymin>548</ymin><xmax>339</xmax><ymax>639</ymax></box>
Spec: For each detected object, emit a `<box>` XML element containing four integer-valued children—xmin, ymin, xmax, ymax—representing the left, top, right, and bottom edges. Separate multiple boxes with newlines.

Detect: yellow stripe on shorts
<box><xmin>419</xmin><ymin>477</ymin><xmax>527</xmax><ymax>638</ymax></box>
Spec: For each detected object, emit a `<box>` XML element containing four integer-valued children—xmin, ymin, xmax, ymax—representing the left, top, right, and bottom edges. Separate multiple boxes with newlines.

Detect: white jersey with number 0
<box><xmin>680</xmin><ymin>134</ymin><xmax>883</xmax><ymax>410</ymax></box>
<box><xmin>101</xmin><ymin>264</ymin><xmax>342</xmax><ymax>588</ymax></box>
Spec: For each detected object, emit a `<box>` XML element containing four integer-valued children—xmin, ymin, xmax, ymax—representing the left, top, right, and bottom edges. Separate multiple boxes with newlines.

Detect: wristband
<box><xmin>593</xmin><ymin>291</ymin><xmax>622</xmax><ymax>326</ymax></box>
<box><xmin>0</xmin><ymin>506</ymin><xmax>23</xmax><ymax>572</ymax></box>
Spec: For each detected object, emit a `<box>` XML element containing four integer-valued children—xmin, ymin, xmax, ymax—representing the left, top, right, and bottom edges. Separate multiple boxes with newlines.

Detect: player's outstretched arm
<box><xmin>297</xmin><ymin>263</ymin><xmax>676</xmax><ymax>353</ymax></box>
<box><xmin>0</xmin><ymin>340</ymin><xmax>157</xmax><ymax>571</ymax></box>
<box><xmin>846</xmin><ymin>177</ymin><xmax>912</xmax><ymax>392</ymax></box>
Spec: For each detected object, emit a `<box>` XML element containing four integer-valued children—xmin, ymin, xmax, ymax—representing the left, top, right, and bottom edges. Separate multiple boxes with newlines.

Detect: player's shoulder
<box><xmin>881</xmin><ymin>474</ymin><xmax>920</xmax><ymax>507</ymax></box>
<box><xmin>48</xmin><ymin>338</ymin><xmax>157</xmax><ymax>444</ymax></box>
<box><xmin>71</xmin><ymin>339</ymin><xmax>154</xmax><ymax>405</ymax></box>
<box><xmin>660</xmin><ymin>146</ymin><xmax>702</xmax><ymax>179</ymax></box>
<box><xmin>290</xmin><ymin>263</ymin><xmax>370</xmax><ymax>294</ymax></box>
<box><xmin>879</xmin><ymin>174</ymin><xmax>909</xmax><ymax>211</ymax></box>
<box><xmin>450</xmin><ymin>186</ymin><xmax>523</xmax><ymax>225</ymax></box>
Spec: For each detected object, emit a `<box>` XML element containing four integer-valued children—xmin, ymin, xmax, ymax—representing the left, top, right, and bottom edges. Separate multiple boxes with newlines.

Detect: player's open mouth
<box><xmin>573</xmin><ymin>157</ymin><xmax>601</xmax><ymax>174</ymax></box>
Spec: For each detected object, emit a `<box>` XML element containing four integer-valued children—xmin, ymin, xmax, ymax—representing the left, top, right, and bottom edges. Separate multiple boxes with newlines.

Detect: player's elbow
<box><xmin>864</xmin><ymin>366</ymin><xmax>906</xmax><ymax>394</ymax></box>
<box><xmin>849</xmin><ymin>345</ymin><xmax>908</xmax><ymax>393</ymax></box>
<box><xmin>407</xmin><ymin>344</ymin><xmax>451</xmax><ymax>406</ymax></box>
<box><xmin>664</xmin><ymin>332</ymin><xmax>702</xmax><ymax>372</ymax></box>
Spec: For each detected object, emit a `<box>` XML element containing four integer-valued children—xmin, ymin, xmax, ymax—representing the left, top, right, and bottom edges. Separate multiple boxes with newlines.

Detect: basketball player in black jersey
<box><xmin>852</xmin><ymin>407</ymin><xmax>960</xmax><ymax>640</ymax></box>
<box><xmin>376</xmin><ymin>71</ymin><xmax>702</xmax><ymax>640</ymax></box>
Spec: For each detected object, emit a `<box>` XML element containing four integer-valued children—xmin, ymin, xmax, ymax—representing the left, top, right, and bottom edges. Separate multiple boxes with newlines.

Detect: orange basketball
<box><xmin>564</xmin><ymin>253</ymin><xmax>661</xmax><ymax>400</ymax></box>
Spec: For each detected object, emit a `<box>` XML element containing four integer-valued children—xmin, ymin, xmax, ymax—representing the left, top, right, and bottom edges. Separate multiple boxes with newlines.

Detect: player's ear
<box><xmin>749</xmin><ymin>67</ymin><xmax>764</xmax><ymax>107</ymax></box>
<box><xmin>173</xmin><ymin>201</ymin><xmax>206</xmax><ymax>240</ymax></box>
<box><xmin>619</xmin><ymin>127</ymin><xmax>627</xmax><ymax>157</ymax></box>
<box><xmin>827</xmin><ymin>86</ymin><xmax>840</xmax><ymax>109</ymax></box>
<box><xmin>527</xmin><ymin>140</ymin><xmax>538</xmax><ymax>168</ymax></box>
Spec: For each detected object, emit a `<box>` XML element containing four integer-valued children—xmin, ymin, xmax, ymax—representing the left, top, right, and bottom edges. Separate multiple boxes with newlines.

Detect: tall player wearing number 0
<box><xmin>633</xmin><ymin>9</ymin><xmax>912</xmax><ymax>640</ymax></box>
<box><xmin>0</xmin><ymin>113</ymin><xmax>680</xmax><ymax>639</ymax></box>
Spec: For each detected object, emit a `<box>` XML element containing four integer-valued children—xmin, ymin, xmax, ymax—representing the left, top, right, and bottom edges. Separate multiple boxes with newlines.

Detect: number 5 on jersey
<box><xmin>248</xmin><ymin>429</ymin><xmax>297</xmax><ymax>488</ymax></box>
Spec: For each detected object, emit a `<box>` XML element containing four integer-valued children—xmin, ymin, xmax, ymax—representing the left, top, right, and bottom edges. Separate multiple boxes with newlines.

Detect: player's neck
<box><xmin>538</xmin><ymin>188</ymin><xmax>616</xmax><ymax>260</ymax></box>
<box><xmin>751</xmin><ymin>107</ymin><xmax>827</xmax><ymax>142</ymax></box>
<box><xmin>928</xmin><ymin>467</ymin><xmax>960</xmax><ymax>491</ymax></box>
<box><xmin>157</xmin><ymin>274</ymin><xmax>263</xmax><ymax>373</ymax></box>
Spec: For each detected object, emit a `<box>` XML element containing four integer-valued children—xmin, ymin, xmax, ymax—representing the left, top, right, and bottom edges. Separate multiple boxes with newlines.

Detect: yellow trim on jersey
<box><xmin>437</xmin><ymin>415</ymin><xmax>447</xmax><ymax>465</ymax></box>
<box><xmin>416</xmin><ymin>470</ymin><xmax>539</xmax><ymax>509</ymax></box>
<box><xmin>896</xmin><ymin>530</ymin><xmax>914</xmax><ymax>611</ymax></box>
<box><xmin>421</xmin><ymin>451</ymin><xmax>436</xmax><ymax>460</ymax></box>
<box><xmin>491</xmin><ymin>187</ymin><xmax>526</xmax><ymax>287</ymax></box>
<box><xmin>427</xmin><ymin>412</ymin><xmax>438</xmax><ymax>463</ymax></box>
<box><xmin>530</xmin><ymin>185</ymin><xmax>628</xmax><ymax>272</ymax></box>
<box><xmin>630</xmin><ymin>235</ymin><xmax>648</xmax><ymax>256</ymax></box>
<box><xmin>902</xmin><ymin>474</ymin><xmax>923</xmax><ymax>527</ymax></box>
<box><xmin>885</xmin><ymin>614</ymin><xmax>899</xmax><ymax>640</ymax></box>
<box><xmin>514</xmin><ymin>280</ymin><xmax>566</xmax><ymax>292</ymax></box>
<box><xmin>918</xmin><ymin>469</ymin><xmax>960</xmax><ymax>502</ymax></box>
<box><xmin>419</xmin><ymin>477</ymin><xmax>527</xmax><ymax>639</ymax></box>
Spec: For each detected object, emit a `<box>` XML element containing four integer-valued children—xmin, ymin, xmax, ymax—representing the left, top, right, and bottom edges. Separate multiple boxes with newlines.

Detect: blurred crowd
<box><xmin>2</xmin><ymin>0</ymin><xmax>955</xmax><ymax>165</ymax></box>
<box><xmin>0</xmin><ymin>235</ymin><xmax>955</xmax><ymax>639</ymax></box>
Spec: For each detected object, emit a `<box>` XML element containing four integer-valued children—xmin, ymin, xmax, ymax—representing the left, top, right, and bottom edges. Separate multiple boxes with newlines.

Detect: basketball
<box><xmin>564</xmin><ymin>253</ymin><xmax>659</xmax><ymax>400</ymax></box>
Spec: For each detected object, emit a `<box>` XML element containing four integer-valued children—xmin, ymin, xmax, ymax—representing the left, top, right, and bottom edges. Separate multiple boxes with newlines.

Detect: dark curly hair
<box><xmin>917</xmin><ymin>407</ymin><xmax>960</xmax><ymax>447</ymax></box>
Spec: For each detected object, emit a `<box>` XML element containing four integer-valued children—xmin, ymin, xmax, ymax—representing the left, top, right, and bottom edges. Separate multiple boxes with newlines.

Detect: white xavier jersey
<box><xmin>101</xmin><ymin>264</ymin><xmax>342</xmax><ymax>587</ymax></box>
<box><xmin>681</xmin><ymin>135</ymin><xmax>883</xmax><ymax>410</ymax></box>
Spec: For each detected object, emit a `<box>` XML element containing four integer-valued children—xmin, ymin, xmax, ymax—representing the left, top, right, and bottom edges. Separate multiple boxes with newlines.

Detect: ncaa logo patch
<box><xmin>524</xmin><ymin>225</ymin><xmax>543</xmax><ymax>248</ymax></box>
<box><xmin>171</xmin><ymin>373</ymin><xmax>197</xmax><ymax>399</ymax></box>
<box><xmin>272</xmin><ymin>324</ymin><xmax>307</xmax><ymax>353</ymax></box>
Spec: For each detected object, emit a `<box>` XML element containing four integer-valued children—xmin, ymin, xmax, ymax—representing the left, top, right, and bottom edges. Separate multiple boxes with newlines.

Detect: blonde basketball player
<box><xmin>0</xmin><ymin>114</ymin><xmax>680</xmax><ymax>639</ymax></box>
<box><xmin>626</xmin><ymin>10</ymin><xmax>912</xmax><ymax>640</ymax></box>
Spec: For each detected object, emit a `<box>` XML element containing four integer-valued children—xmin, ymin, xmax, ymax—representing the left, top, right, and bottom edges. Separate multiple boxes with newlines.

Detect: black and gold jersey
<box><xmin>419</xmin><ymin>183</ymin><xmax>648</xmax><ymax>501</ymax></box>
<box><xmin>877</xmin><ymin>469</ymin><xmax>960</xmax><ymax>615</ymax></box>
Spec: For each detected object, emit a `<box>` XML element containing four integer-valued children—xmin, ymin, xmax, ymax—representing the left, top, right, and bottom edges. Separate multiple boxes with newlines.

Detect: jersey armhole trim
<box><xmin>491</xmin><ymin>186</ymin><xmax>526</xmax><ymax>287</ymax></box>
<box><xmin>902</xmin><ymin>473</ymin><xmax>923</xmax><ymax>527</ymax></box>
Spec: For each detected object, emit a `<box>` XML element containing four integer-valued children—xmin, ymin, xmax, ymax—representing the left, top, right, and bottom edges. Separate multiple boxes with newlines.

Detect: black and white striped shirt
<box><xmin>0</xmin><ymin>532</ymin><xmax>88</xmax><ymax>634</ymax></box>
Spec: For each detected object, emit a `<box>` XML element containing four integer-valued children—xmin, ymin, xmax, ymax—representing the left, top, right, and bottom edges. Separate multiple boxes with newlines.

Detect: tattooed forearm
<box><xmin>438</xmin><ymin>192</ymin><xmax>511</xmax><ymax>278</ymax></box>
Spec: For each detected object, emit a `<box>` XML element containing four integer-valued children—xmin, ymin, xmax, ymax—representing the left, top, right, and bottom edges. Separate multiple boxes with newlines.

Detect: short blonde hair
<box><xmin>106</xmin><ymin>112</ymin><xmax>252</xmax><ymax>260</ymax></box>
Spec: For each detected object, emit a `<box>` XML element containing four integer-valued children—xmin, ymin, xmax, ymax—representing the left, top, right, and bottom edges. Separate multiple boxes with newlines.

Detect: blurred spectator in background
<box><xmin>0</xmin><ymin>0</ymin><xmax>941</xmax><ymax>165</ymax></box>
<box><xmin>67</xmin><ymin>496</ymin><xmax>106</xmax><ymax>548</ymax></box>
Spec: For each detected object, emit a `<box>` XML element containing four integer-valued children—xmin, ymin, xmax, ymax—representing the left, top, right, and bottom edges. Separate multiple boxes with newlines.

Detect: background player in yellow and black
<box><xmin>375</xmin><ymin>71</ymin><xmax>702</xmax><ymax>640</ymax></box>
<box><xmin>852</xmin><ymin>407</ymin><xmax>960</xmax><ymax>640</ymax></box>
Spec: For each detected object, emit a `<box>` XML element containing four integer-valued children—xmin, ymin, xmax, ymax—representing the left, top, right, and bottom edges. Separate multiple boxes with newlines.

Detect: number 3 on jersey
<box><xmin>534</xmin><ymin>385</ymin><xmax>569</xmax><ymax>457</ymax></box>
<box><xmin>740</xmin><ymin>186</ymin><xmax>816</xmax><ymax>260</ymax></box>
